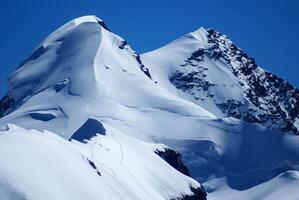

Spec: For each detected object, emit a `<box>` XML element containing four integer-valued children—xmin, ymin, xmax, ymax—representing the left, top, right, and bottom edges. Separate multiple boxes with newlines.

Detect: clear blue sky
<box><xmin>1</xmin><ymin>0</ymin><xmax>299</xmax><ymax>97</ymax></box>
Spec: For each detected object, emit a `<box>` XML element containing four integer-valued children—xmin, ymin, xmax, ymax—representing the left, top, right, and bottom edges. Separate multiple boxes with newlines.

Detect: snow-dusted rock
<box><xmin>141</xmin><ymin>28</ymin><xmax>299</xmax><ymax>135</ymax></box>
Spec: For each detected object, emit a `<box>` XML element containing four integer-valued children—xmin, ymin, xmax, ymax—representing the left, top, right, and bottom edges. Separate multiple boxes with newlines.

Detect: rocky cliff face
<box><xmin>205</xmin><ymin>29</ymin><xmax>299</xmax><ymax>134</ymax></box>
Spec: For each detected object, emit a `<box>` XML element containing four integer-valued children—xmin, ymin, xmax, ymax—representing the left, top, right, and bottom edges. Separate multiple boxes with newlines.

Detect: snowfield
<box><xmin>0</xmin><ymin>15</ymin><xmax>299</xmax><ymax>200</ymax></box>
<box><xmin>0</xmin><ymin>124</ymin><xmax>203</xmax><ymax>200</ymax></box>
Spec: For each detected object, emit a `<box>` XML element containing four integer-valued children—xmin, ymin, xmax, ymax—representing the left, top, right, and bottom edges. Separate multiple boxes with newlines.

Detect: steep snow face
<box><xmin>0</xmin><ymin>15</ymin><xmax>214</xmax><ymax>139</ymax></box>
<box><xmin>141</xmin><ymin>28</ymin><xmax>299</xmax><ymax>135</ymax></box>
<box><xmin>8</xmin><ymin>16</ymin><xmax>103</xmax><ymax>104</ymax></box>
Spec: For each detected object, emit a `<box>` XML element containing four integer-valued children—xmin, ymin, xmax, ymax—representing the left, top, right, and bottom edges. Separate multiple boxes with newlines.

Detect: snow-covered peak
<box><xmin>187</xmin><ymin>27</ymin><xmax>209</xmax><ymax>43</ymax></box>
<box><xmin>42</xmin><ymin>15</ymin><xmax>108</xmax><ymax>46</ymax></box>
<box><xmin>0</xmin><ymin>15</ymin><xmax>215</xmax><ymax>139</ymax></box>
<box><xmin>8</xmin><ymin>17</ymin><xmax>103</xmax><ymax>103</ymax></box>
<box><xmin>73</xmin><ymin>15</ymin><xmax>103</xmax><ymax>25</ymax></box>
<box><xmin>7</xmin><ymin>15</ymin><xmax>148</xmax><ymax>105</ymax></box>
<box><xmin>142</xmin><ymin>28</ymin><xmax>299</xmax><ymax>135</ymax></box>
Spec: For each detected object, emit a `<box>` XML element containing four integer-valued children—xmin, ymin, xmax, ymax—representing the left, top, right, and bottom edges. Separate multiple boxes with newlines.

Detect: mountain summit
<box><xmin>141</xmin><ymin>27</ymin><xmax>299</xmax><ymax>135</ymax></box>
<box><xmin>1</xmin><ymin>16</ymin><xmax>299</xmax><ymax>200</ymax></box>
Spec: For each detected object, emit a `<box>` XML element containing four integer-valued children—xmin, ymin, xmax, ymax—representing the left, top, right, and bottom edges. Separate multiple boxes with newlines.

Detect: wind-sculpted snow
<box><xmin>0</xmin><ymin>15</ymin><xmax>299</xmax><ymax>200</ymax></box>
<box><xmin>0</xmin><ymin>16</ymin><xmax>207</xmax><ymax>200</ymax></box>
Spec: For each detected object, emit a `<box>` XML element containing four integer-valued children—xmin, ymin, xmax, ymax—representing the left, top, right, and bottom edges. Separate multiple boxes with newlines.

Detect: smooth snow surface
<box><xmin>1</xmin><ymin>16</ymin><xmax>299</xmax><ymax>200</ymax></box>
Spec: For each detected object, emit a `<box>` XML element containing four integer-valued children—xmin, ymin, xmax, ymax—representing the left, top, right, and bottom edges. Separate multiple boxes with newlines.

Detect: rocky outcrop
<box><xmin>155</xmin><ymin>148</ymin><xmax>190</xmax><ymax>176</ymax></box>
<box><xmin>156</xmin><ymin>148</ymin><xmax>207</xmax><ymax>200</ymax></box>
<box><xmin>169</xmin><ymin>28</ymin><xmax>299</xmax><ymax>134</ymax></box>
<box><xmin>171</xmin><ymin>187</ymin><xmax>207</xmax><ymax>200</ymax></box>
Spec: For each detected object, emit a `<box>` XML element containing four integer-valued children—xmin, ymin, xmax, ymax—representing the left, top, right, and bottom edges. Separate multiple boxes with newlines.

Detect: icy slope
<box><xmin>1</xmin><ymin>15</ymin><xmax>299</xmax><ymax>200</ymax></box>
<box><xmin>141</xmin><ymin>28</ymin><xmax>299</xmax><ymax>135</ymax></box>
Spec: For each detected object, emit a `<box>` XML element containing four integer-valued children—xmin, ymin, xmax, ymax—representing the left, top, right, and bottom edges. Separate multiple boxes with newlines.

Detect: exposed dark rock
<box><xmin>187</xmin><ymin>48</ymin><xmax>205</xmax><ymax>62</ymax></box>
<box><xmin>206</xmin><ymin>28</ymin><xmax>299</xmax><ymax>134</ymax></box>
<box><xmin>135</xmin><ymin>54</ymin><xmax>152</xmax><ymax>79</ymax></box>
<box><xmin>96</xmin><ymin>19</ymin><xmax>111</xmax><ymax>32</ymax></box>
<box><xmin>155</xmin><ymin>148</ymin><xmax>190</xmax><ymax>176</ymax></box>
<box><xmin>170</xmin><ymin>71</ymin><xmax>214</xmax><ymax>93</ymax></box>
<box><xmin>88</xmin><ymin>159</ymin><xmax>97</xmax><ymax>169</ymax></box>
<box><xmin>0</xmin><ymin>94</ymin><xmax>14</xmax><ymax>118</ymax></box>
<box><xmin>87</xmin><ymin>159</ymin><xmax>101</xmax><ymax>176</ymax></box>
<box><xmin>168</xmin><ymin>27</ymin><xmax>299</xmax><ymax>135</ymax></box>
<box><xmin>171</xmin><ymin>187</ymin><xmax>207</xmax><ymax>200</ymax></box>
<box><xmin>119</xmin><ymin>40</ymin><xmax>128</xmax><ymax>49</ymax></box>
<box><xmin>156</xmin><ymin>148</ymin><xmax>207</xmax><ymax>199</ymax></box>
<box><xmin>216</xmin><ymin>99</ymin><xmax>243</xmax><ymax>119</ymax></box>
<box><xmin>118</xmin><ymin>40</ymin><xmax>152</xmax><ymax>79</ymax></box>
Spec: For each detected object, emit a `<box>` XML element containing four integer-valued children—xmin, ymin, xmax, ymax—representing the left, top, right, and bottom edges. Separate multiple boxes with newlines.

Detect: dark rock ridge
<box><xmin>156</xmin><ymin>148</ymin><xmax>207</xmax><ymax>200</ymax></box>
<box><xmin>96</xmin><ymin>19</ymin><xmax>111</xmax><ymax>32</ymax></box>
<box><xmin>117</xmin><ymin>39</ymin><xmax>152</xmax><ymax>79</ymax></box>
<box><xmin>171</xmin><ymin>187</ymin><xmax>207</xmax><ymax>200</ymax></box>
<box><xmin>135</xmin><ymin>54</ymin><xmax>152</xmax><ymax>79</ymax></box>
<box><xmin>86</xmin><ymin>158</ymin><xmax>101</xmax><ymax>176</ymax></box>
<box><xmin>155</xmin><ymin>148</ymin><xmax>190</xmax><ymax>176</ymax></box>
<box><xmin>169</xmin><ymin>28</ymin><xmax>299</xmax><ymax>134</ymax></box>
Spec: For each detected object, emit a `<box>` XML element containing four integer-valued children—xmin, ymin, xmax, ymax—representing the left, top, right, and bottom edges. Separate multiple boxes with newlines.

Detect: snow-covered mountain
<box><xmin>0</xmin><ymin>15</ymin><xmax>299</xmax><ymax>200</ymax></box>
<box><xmin>141</xmin><ymin>28</ymin><xmax>299</xmax><ymax>135</ymax></box>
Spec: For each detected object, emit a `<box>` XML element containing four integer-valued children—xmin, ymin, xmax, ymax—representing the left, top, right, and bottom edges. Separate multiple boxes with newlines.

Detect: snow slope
<box><xmin>0</xmin><ymin>15</ymin><xmax>299</xmax><ymax>200</ymax></box>
<box><xmin>0</xmin><ymin>124</ymin><xmax>203</xmax><ymax>200</ymax></box>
